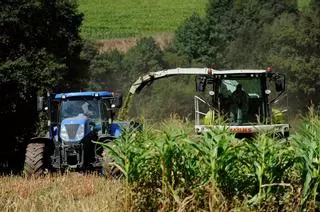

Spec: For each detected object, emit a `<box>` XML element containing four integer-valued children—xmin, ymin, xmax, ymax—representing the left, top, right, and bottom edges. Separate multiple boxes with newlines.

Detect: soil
<box><xmin>96</xmin><ymin>34</ymin><xmax>174</xmax><ymax>53</ymax></box>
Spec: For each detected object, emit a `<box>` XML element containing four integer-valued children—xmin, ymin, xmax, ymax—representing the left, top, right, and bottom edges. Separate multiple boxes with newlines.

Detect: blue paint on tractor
<box><xmin>60</xmin><ymin>114</ymin><xmax>89</xmax><ymax>142</ymax></box>
<box><xmin>110</xmin><ymin>121</ymin><xmax>130</xmax><ymax>138</ymax></box>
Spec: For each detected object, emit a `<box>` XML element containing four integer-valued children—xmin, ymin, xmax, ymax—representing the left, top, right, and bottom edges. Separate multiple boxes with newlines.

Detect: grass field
<box><xmin>78</xmin><ymin>0</ymin><xmax>207</xmax><ymax>40</ymax></box>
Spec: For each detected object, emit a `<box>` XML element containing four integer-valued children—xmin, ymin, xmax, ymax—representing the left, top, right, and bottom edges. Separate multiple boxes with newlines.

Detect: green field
<box><xmin>78</xmin><ymin>0</ymin><xmax>207</xmax><ymax>40</ymax></box>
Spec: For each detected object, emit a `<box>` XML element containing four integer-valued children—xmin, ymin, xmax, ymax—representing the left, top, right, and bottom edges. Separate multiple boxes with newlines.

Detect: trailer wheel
<box><xmin>24</xmin><ymin>143</ymin><xmax>49</xmax><ymax>176</ymax></box>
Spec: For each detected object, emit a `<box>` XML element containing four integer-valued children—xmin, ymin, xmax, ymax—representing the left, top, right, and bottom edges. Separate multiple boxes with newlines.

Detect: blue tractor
<box><xmin>24</xmin><ymin>91</ymin><xmax>127</xmax><ymax>175</ymax></box>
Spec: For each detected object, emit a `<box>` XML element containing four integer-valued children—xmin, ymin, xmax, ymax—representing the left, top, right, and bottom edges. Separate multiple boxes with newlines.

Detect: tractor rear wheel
<box><xmin>24</xmin><ymin>143</ymin><xmax>49</xmax><ymax>176</ymax></box>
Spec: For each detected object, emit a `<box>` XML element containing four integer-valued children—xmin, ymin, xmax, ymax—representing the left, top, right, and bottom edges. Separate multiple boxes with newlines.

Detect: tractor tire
<box><xmin>24</xmin><ymin>143</ymin><xmax>49</xmax><ymax>176</ymax></box>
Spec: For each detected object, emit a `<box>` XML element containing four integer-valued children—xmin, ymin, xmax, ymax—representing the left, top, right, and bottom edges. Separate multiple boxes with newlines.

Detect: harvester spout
<box><xmin>129</xmin><ymin>68</ymin><xmax>214</xmax><ymax>94</ymax></box>
<box><xmin>118</xmin><ymin>68</ymin><xmax>214</xmax><ymax>119</ymax></box>
<box><xmin>129</xmin><ymin>73</ymin><xmax>155</xmax><ymax>94</ymax></box>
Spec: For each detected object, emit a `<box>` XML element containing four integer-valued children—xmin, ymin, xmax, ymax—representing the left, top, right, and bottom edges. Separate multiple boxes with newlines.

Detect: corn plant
<box><xmin>185</xmin><ymin>126</ymin><xmax>239</xmax><ymax>210</ymax></box>
<box><xmin>146</xmin><ymin>118</ymin><xmax>201</xmax><ymax>210</ymax></box>
<box><xmin>100</xmin><ymin>118</ymin><xmax>199</xmax><ymax>210</ymax></box>
<box><xmin>99</xmin><ymin>125</ymin><xmax>156</xmax><ymax>211</ymax></box>
<box><xmin>292</xmin><ymin>109</ymin><xmax>320</xmax><ymax>206</ymax></box>
<box><xmin>240</xmin><ymin>134</ymin><xmax>294</xmax><ymax>205</ymax></box>
<box><xmin>188</xmin><ymin>127</ymin><xmax>237</xmax><ymax>183</ymax></box>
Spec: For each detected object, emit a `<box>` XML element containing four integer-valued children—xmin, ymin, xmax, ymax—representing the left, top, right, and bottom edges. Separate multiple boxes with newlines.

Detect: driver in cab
<box><xmin>230</xmin><ymin>84</ymin><xmax>249</xmax><ymax>124</ymax></box>
<box><xmin>81</xmin><ymin>102</ymin><xmax>95</xmax><ymax>118</ymax></box>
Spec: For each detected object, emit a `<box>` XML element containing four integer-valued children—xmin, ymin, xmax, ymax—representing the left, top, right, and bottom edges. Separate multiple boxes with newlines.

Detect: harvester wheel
<box><xmin>24</xmin><ymin>143</ymin><xmax>48</xmax><ymax>176</ymax></box>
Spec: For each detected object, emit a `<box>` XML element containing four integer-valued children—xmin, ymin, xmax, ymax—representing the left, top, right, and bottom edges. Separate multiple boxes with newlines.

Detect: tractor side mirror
<box><xmin>196</xmin><ymin>76</ymin><xmax>207</xmax><ymax>92</ymax></box>
<box><xmin>37</xmin><ymin>89</ymin><xmax>51</xmax><ymax>112</ymax></box>
<box><xmin>275</xmin><ymin>77</ymin><xmax>285</xmax><ymax>92</ymax></box>
<box><xmin>112</xmin><ymin>93</ymin><xmax>123</xmax><ymax>108</ymax></box>
<box><xmin>37</xmin><ymin>96</ymin><xmax>44</xmax><ymax>111</ymax></box>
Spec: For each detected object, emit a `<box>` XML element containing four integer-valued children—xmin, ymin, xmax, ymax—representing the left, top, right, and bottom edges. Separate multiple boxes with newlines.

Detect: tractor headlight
<box><xmin>75</xmin><ymin>124</ymin><xmax>85</xmax><ymax>140</ymax></box>
<box><xmin>60</xmin><ymin>125</ymin><xmax>68</xmax><ymax>141</ymax></box>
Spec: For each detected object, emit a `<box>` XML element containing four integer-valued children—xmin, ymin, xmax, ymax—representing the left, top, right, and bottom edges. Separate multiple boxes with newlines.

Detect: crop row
<box><xmin>102</xmin><ymin>111</ymin><xmax>320</xmax><ymax>211</ymax></box>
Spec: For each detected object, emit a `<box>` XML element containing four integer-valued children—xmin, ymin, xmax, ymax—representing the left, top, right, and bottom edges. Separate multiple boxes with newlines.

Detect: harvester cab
<box><xmin>24</xmin><ymin>91</ymin><xmax>126</xmax><ymax>175</ymax></box>
<box><xmin>127</xmin><ymin>68</ymin><xmax>289</xmax><ymax>138</ymax></box>
<box><xmin>194</xmin><ymin>68</ymin><xmax>289</xmax><ymax>138</ymax></box>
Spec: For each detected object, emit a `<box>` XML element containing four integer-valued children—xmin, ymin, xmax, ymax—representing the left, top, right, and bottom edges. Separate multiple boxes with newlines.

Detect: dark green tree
<box><xmin>173</xmin><ymin>14</ymin><xmax>211</xmax><ymax>66</ymax></box>
<box><xmin>265</xmin><ymin>7</ymin><xmax>320</xmax><ymax>105</ymax></box>
<box><xmin>124</xmin><ymin>37</ymin><xmax>165</xmax><ymax>80</ymax></box>
<box><xmin>0</xmin><ymin>0</ymin><xmax>85</xmax><ymax>170</ymax></box>
<box><xmin>88</xmin><ymin>50</ymin><xmax>125</xmax><ymax>91</ymax></box>
<box><xmin>174</xmin><ymin>0</ymin><xmax>298</xmax><ymax>69</ymax></box>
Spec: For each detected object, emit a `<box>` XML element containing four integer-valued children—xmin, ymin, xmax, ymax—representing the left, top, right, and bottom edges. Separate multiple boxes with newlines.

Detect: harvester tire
<box><xmin>24</xmin><ymin>143</ymin><xmax>48</xmax><ymax>176</ymax></box>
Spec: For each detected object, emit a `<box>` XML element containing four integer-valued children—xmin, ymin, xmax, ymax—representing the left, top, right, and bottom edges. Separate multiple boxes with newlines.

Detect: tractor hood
<box><xmin>60</xmin><ymin>114</ymin><xmax>90</xmax><ymax>142</ymax></box>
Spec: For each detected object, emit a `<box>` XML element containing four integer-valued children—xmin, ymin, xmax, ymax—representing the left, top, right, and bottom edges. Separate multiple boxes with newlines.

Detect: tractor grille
<box><xmin>65</xmin><ymin>124</ymin><xmax>80</xmax><ymax>139</ymax></box>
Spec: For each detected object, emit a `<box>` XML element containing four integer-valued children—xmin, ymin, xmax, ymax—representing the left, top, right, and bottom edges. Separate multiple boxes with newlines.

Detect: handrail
<box><xmin>194</xmin><ymin>95</ymin><xmax>213</xmax><ymax>126</ymax></box>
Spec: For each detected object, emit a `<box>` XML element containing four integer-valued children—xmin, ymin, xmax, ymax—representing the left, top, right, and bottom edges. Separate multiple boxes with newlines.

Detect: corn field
<box><xmin>2</xmin><ymin>112</ymin><xmax>320</xmax><ymax>211</ymax></box>
<box><xmin>100</xmin><ymin>110</ymin><xmax>320</xmax><ymax>211</ymax></box>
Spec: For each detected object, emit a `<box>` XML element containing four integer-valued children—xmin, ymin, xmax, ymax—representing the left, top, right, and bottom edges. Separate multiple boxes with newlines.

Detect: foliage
<box><xmin>89</xmin><ymin>37</ymin><xmax>165</xmax><ymax>91</ymax></box>
<box><xmin>173</xmin><ymin>14</ymin><xmax>211</xmax><ymax>66</ymax></box>
<box><xmin>101</xmin><ymin>116</ymin><xmax>319</xmax><ymax>210</ymax></box>
<box><xmin>0</xmin><ymin>0</ymin><xmax>87</xmax><ymax>168</ymax></box>
<box><xmin>0</xmin><ymin>0</ymin><xmax>85</xmax><ymax>111</ymax></box>
<box><xmin>88</xmin><ymin>50</ymin><xmax>125</xmax><ymax>91</ymax></box>
<box><xmin>292</xmin><ymin>108</ymin><xmax>320</xmax><ymax>205</ymax></box>
<box><xmin>123</xmin><ymin>37</ymin><xmax>165</xmax><ymax>78</ymax></box>
<box><xmin>265</xmin><ymin>8</ymin><xmax>320</xmax><ymax>104</ymax></box>
<box><xmin>1</xmin><ymin>0</ymin><xmax>85</xmax><ymax>95</ymax></box>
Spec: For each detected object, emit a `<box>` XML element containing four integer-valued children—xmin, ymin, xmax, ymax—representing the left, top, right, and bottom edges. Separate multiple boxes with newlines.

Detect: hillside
<box><xmin>78</xmin><ymin>0</ymin><xmax>207</xmax><ymax>40</ymax></box>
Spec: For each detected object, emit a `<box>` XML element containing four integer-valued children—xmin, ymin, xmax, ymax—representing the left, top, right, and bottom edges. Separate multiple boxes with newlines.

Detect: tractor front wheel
<box><xmin>24</xmin><ymin>143</ymin><xmax>49</xmax><ymax>176</ymax></box>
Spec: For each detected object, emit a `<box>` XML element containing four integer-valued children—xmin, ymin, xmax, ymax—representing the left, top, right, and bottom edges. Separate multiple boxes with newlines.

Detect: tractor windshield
<box><xmin>218</xmin><ymin>77</ymin><xmax>264</xmax><ymax>124</ymax></box>
<box><xmin>60</xmin><ymin>99</ymin><xmax>99</xmax><ymax>120</ymax></box>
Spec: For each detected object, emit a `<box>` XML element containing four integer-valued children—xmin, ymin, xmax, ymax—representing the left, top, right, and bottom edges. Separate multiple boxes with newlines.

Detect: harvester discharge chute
<box><xmin>126</xmin><ymin>67</ymin><xmax>289</xmax><ymax>138</ymax></box>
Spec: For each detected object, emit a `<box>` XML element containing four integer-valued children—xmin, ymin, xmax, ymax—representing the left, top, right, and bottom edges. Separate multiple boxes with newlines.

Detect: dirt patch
<box><xmin>96</xmin><ymin>34</ymin><xmax>174</xmax><ymax>53</ymax></box>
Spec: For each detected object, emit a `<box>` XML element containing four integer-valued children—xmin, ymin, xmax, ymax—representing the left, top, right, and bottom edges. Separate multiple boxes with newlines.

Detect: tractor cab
<box><xmin>50</xmin><ymin>91</ymin><xmax>123</xmax><ymax>141</ymax></box>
